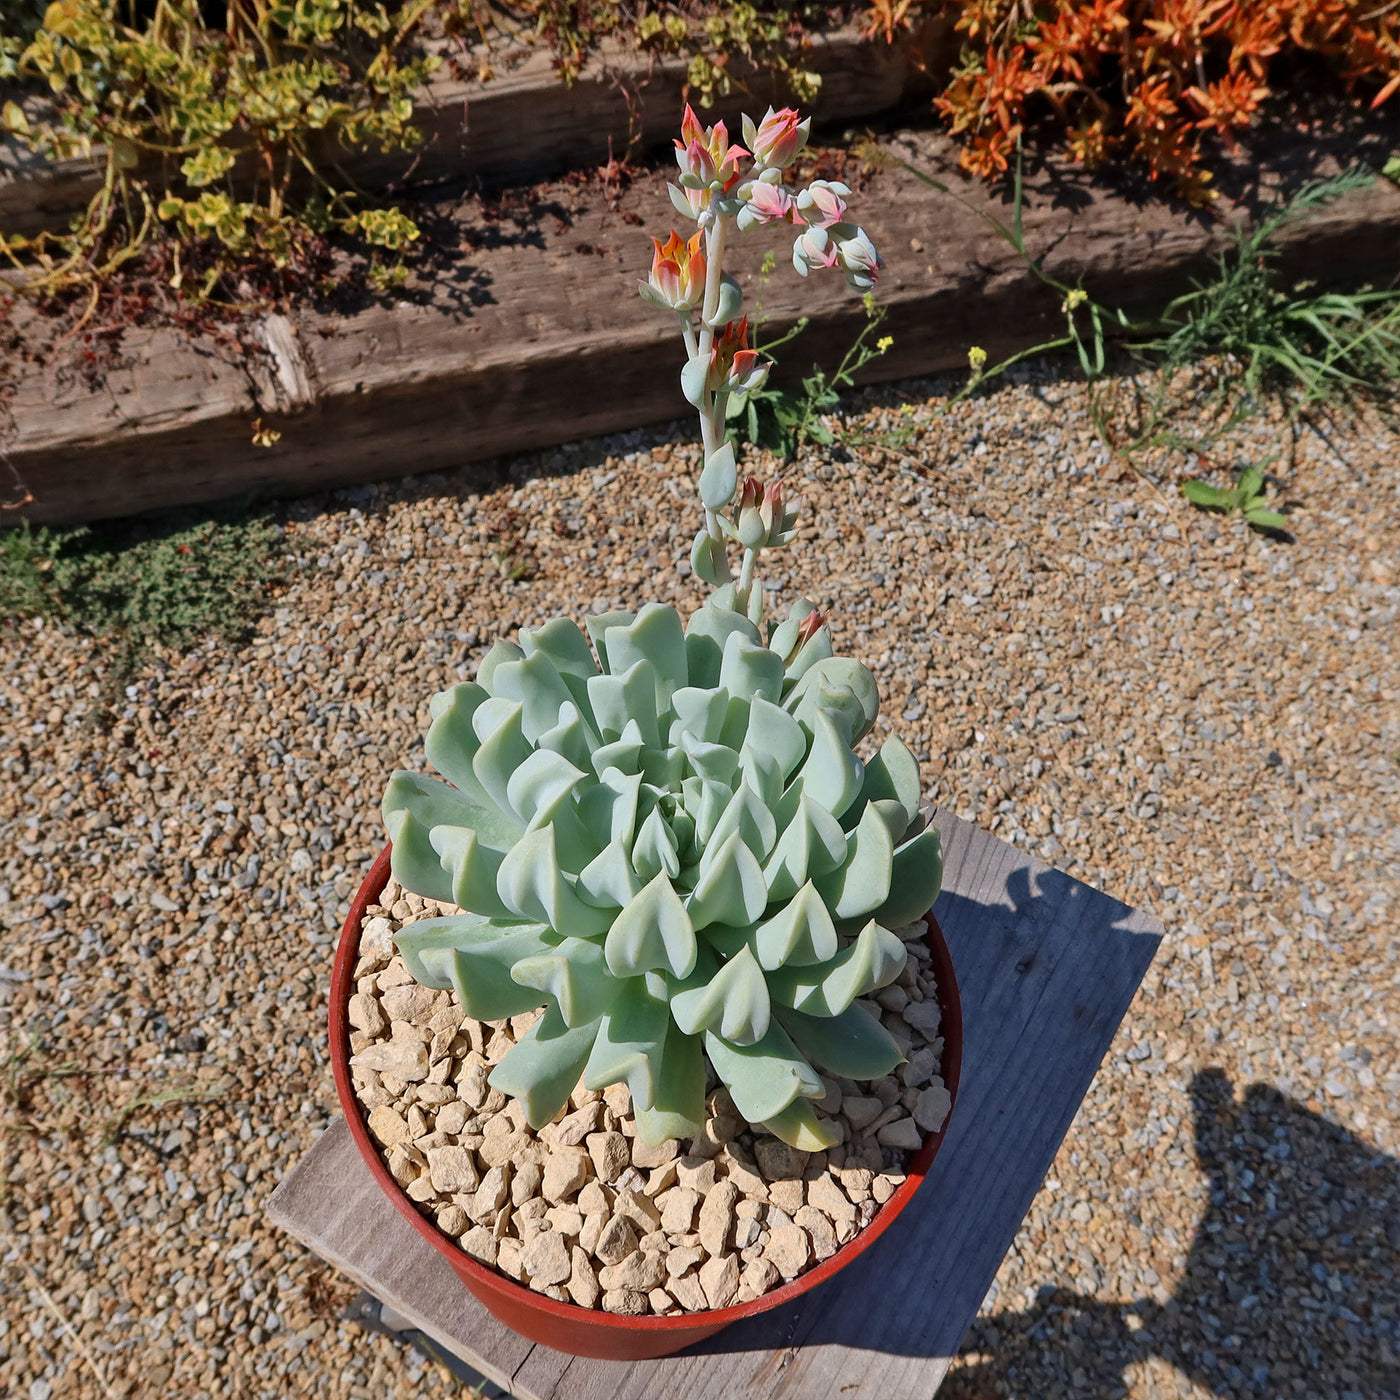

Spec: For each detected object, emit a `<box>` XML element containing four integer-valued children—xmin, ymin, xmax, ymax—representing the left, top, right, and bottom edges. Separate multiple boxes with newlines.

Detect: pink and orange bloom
<box><xmin>638</xmin><ymin>229</ymin><xmax>706</xmax><ymax>311</ymax></box>
<box><xmin>742</xmin><ymin>107</ymin><xmax>811</xmax><ymax>170</ymax></box>
<box><xmin>706</xmin><ymin>318</ymin><xmax>770</xmax><ymax>397</ymax></box>
<box><xmin>674</xmin><ymin>104</ymin><xmax>747</xmax><ymax>194</ymax></box>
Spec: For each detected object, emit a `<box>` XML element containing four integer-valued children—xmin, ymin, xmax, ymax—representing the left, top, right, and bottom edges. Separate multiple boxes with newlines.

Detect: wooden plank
<box><xmin>0</xmin><ymin>24</ymin><xmax>946</xmax><ymax>239</ymax></box>
<box><xmin>509</xmin><ymin>806</ymin><xmax>1161</xmax><ymax>1400</ymax></box>
<box><xmin>8</xmin><ymin>123</ymin><xmax>1396</xmax><ymax>527</ymax></box>
<box><xmin>267</xmin><ymin>807</ymin><xmax>1160</xmax><ymax>1400</ymax></box>
<box><xmin>265</xmin><ymin>1119</ymin><xmax>538</xmax><ymax>1394</ymax></box>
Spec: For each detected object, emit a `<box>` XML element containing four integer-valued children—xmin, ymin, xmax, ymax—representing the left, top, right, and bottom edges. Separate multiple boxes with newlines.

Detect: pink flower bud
<box><xmin>836</xmin><ymin>228</ymin><xmax>881</xmax><ymax>291</ymax></box>
<box><xmin>795</xmin><ymin>608</ymin><xmax>829</xmax><ymax>647</ymax></box>
<box><xmin>737</xmin><ymin>181</ymin><xmax>795</xmax><ymax>231</ymax></box>
<box><xmin>759</xmin><ymin>480</ymin><xmax>783</xmax><ymax>535</ymax></box>
<box><xmin>792</xmin><ymin>225</ymin><xmax>840</xmax><ymax>277</ymax></box>
<box><xmin>796</xmin><ymin>179</ymin><xmax>850</xmax><ymax>229</ymax></box>
<box><xmin>706</xmin><ymin>318</ymin><xmax>769</xmax><ymax>396</ymax></box>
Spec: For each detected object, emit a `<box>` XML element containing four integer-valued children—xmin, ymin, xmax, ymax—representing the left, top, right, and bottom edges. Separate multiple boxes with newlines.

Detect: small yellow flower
<box><xmin>1062</xmin><ymin>288</ymin><xmax>1088</xmax><ymax>312</ymax></box>
<box><xmin>968</xmin><ymin>345</ymin><xmax>988</xmax><ymax>371</ymax></box>
<box><xmin>876</xmin><ymin>335</ymin><xmax>894</xmax><ymax>353</ymax></box>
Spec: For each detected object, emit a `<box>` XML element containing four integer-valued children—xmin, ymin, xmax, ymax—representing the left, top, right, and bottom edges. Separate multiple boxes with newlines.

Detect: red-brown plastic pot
<box><xmin>330</xmin><ymin>843</ymin><xmax>963</xmax><ymax>1360</ymax></box>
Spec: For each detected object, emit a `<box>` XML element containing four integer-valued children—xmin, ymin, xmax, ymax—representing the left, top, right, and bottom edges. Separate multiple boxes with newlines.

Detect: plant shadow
<box><xmin>683</xmin><ymin>846</ymin><xmax>1397</xmax><ymax>1400</ymax></box>
<box><xmin>938</xmin><ymin>1067</ymin><xmax>1400</xmax><ymax>1399</ymax></box>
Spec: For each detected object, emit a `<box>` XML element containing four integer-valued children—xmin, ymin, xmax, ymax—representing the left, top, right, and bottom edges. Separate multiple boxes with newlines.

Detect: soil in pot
<box><xmin>346</xmin><ymin>874</ymin><xmax>953</xmax><ymax>1318</ymax></box>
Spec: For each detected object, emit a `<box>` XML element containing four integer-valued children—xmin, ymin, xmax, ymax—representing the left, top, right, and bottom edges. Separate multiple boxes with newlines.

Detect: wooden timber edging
<box><xmin>4</xmin><ymin>125</ymin><xmax>1399</xmax><ymax>527</ymax></box>
<box><xmin>0</xmin><ymin>21</ymin><xmax>951</xmax><ymax>240</ymax></box>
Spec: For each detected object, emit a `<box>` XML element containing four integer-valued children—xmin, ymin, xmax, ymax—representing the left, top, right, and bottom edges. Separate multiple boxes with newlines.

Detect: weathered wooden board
<box><xmin>7</xmin><ymin>123</ymin><xmax>1396</xmax><ymax>527</ymax></box>
<box><xmin>267</xmin><ymin>804</ymin><xmax>1161</xmax><ymax>1400</ymax></box>
<box><xmin>0</xmin><ymin>23</ymin><xmax>947</xmax><ymax>240</ymax></box>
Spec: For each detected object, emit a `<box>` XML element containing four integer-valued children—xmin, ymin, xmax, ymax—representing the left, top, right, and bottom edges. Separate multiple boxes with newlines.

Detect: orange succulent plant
<box><xmin>876</xmin><ymin>0</ymin><xmax>1400</xmax><ymax>199</ymax></box>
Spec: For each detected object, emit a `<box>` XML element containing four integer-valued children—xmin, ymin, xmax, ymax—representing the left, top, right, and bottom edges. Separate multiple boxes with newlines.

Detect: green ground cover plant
<box><xmin>0</xmin><ymin>502</ymin><xmax>287</xmax><ymax>688</ymax></box>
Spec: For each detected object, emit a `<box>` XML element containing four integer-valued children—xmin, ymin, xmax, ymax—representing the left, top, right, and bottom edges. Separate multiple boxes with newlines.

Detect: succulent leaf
<box><xmin>472</xmin><ymin>702</ymin><xmax>532</xmax><ymax>814</ymax></box>
<box><xmin>777</xmin><ymin>1000</ymin><xmax>906</xmax><ymax>1080</ymax></box>
<box><xmin>785</xmin><ymin>657</ymin><xmax>880</xmax><ymax>742</ymax></box>
<box><xmin>382</xmin><ymin>599</ymin><xmax>936</xmax><ymax>1147</ymax></box>
<box><xmin>767</xmin><ymin>919</ymin><xmax>906</xmax><ymax>1015</ymax></box>
<box><xmin>753</xmin><ymin>881</ymin><xmax>838</xmax><ymax>970</ymax></box>
<box><xmin>497</xmin><ymin>826</ymin><xmax>612</xmax><ymax>935</ymax></box>
<box><xmin>585</xmin><ymin>977</ymin><xmax>670</xmax><ymax>1109</ymax></box>
<box><xmin>511</xmin><ymin>936</ymin><xmax>616</xmax><ymax>1028</ymax></box>
<box><xmin>684</xmin><ymin>603</ymin><xmax>761</xmax><ymax>689</ymax></box>
<box><xmin>487</xmin><ymin>651</ymin><xmax>576</xmax><ymax>743</ymax></box>
<box><xmin>489</xmin><ymin>1003</ymin><xmax>601</xmax><ymax>1128</ymax></box>
<box><xmin>429</xmin><ymin>824</ymin><xmax>511</xmax><ymax>918</ymax></box>
<box><xmin>698</xmin><ymin>440</ymin><xmax>738</xmax><ymax>509</ymax></box>
<box><xmin>759</xmin><ymin>1096</ymin><xmax>841</xmax><ymax>1151</ymax></box>
<box><xmin>761</xmin><ymin>795</ymin><xmax>847</xmax><ymax>902</ymax></box>
<box><xmin>476</xmin><ymin>638</ymin><xmax>525</xmax><ymax>693</ymax></box>
<box><xmin>395</xmin><ymin>917</ymin><xmax>557</xmax><ymax>1020</ymax></box>
<box><xmin>873</xmin><ymin>826</ymin><xmax>945</xmax><ymax>927</ymax></box>
<box><xmin>704</xmin><ymin>1022</ymin><xmax>824</xmax><ymax>1122</ymax></box>
<box><xmin>520</xmin><ymin>616</ymin><xmax>598</xmax><ymax>681</ymax></box>
<box><xmin>423</xmin><ymin>684</ymin><xmax>494</xmax><ymax>804</ymax></box>
<box><xmin>815</xmin><ymin>799</ymin><xmax>895</xmax><ymax>919</ymax></box>
<box><xmin>585</xmin><ymin>611</ymin><xmax>636</xmax><ymax>672</ymax></box>
<box><xmin>800</xmin><ymin>708</ymin><xmax>865</xmax><ymax>820</ymax></box>
<box><xmin>670</xmin><ymin>943</ymin><xmax>771</xmax><ymax>1045</ymax></box>
<box><xmin>688</xmin><ymin>829</ymin><xmax>768</xmax><ymax>930</ymax></box>
<box><xmin>633</xmin><ymin>1021</ymin><xmax>706</xmax><ymax>1147</ymax></box>
<box><xmin>631</xmin><ymin>805</ymin><xmax>682</xmax><ymax>882</ymax></box>
<box><xmin>857</xmin><ymin>734</ymin><xmax>922</xmax><ymax>832</ymax></box>
<box><xmin>605</xmin><ymin>871</ymin><xmax>697</xmax><ymax>978</ymax></box>
<box><xmin>604</xmin><ymin>603</ymin><xmax>689</xmax><ymax>712</ymax></box>
<box><xmin>383</xmin><ymin>771</ymin><xmax>516</xmax><ymax>906</ymax></box>
<box><xmin>720</xmin><ymin>632</ymin><xmax>784</xmax><ymax>703</ymax></box>
<box><xmin>744</xmin><ymin>697</ymin><xmax>807</xmax><ymax>782</ymax></box>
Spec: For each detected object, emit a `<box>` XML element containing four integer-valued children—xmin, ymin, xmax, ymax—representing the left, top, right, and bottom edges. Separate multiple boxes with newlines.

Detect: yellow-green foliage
<box><xmin>2</xmin><ymin>0</ymin><xmax>434</xmax><ymax>297</ymax></box>
<box><xmin>0</xmin><ymin>2</ymin><xmax>827</xmax><ymax>305</ymax></box>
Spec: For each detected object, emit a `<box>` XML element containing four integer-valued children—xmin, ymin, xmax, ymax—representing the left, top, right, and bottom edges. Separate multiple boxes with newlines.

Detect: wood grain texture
<box><xmin>0</xmin><ymin>25</ymin><xmax>944</xmax><ymax>239</ymax></box>
<box><xmin>267</xmin><ymin>806</ymin><xmax>1160</xmax><ymax>1400</ymax></box>
<box><xmin>8</xmin><ymin>124</ymin><xmax>1396</xmax><ymax>527</ymax></box>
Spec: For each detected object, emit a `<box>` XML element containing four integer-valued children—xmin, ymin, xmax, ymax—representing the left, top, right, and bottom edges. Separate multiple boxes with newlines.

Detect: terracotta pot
<box><xmin>330</xmin><ymin>843</ymin><xmax>963</xmax><ymax>1360</ymax></box>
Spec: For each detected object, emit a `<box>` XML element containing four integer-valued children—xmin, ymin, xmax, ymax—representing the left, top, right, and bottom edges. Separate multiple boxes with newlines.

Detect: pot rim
<box><xmin>330</xmin><ymin>843</ymin><xmax>963</xmax><ymax>1336</ymax></box>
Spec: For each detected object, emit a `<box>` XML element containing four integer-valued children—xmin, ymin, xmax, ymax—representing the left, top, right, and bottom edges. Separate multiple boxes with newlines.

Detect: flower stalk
<box><xmin>639</xmin><ymin>103</ymin><xmax>882</xmax><ymax>624</ymax></box>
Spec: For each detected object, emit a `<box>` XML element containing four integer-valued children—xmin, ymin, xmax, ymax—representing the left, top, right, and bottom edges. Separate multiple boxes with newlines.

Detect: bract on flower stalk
<box><xmin>377</xmin><ymin>105</ymin><xmax>928</xmax><ymax>1168</ymax></box>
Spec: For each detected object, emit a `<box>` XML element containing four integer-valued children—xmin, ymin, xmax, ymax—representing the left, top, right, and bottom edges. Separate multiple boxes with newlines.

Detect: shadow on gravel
<box><xmin>941</xmin><ymin>1068</ymin><xmax>1400</xmax><ymax>1400</ymax></box>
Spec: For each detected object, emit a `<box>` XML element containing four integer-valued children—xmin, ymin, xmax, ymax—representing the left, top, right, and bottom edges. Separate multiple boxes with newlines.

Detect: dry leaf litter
<box><xmin>0</xmin><ymin>361</ymin><xmax>1397</xmax><ymax>1399</ymax></box>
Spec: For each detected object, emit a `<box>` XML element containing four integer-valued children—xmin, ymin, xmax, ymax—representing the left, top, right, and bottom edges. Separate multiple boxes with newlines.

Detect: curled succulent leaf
<box><xmin>383</xmin><ymin>603</ymin><xmax>942</xmax><ymax>1148</ymax></box>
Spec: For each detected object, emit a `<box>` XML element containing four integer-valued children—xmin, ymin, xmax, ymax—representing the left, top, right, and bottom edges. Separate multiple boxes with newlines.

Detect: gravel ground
<box><xmin>1</xmin><ymin>360</ymin><xmax>1397</xmax><ymax>1400</ymax></box>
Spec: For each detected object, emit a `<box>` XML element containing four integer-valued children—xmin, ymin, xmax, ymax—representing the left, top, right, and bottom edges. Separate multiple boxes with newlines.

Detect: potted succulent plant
<box><xmin>331</xmin><ymin>102</ymin><xmax>962</xmax><ymax>1361</ymax></box>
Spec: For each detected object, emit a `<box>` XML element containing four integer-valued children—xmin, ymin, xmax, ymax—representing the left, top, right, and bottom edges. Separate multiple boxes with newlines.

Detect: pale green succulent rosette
<box><xmin>381</xmin><ymin>598</ymin><xmax>943</xmax><ymax>1152</ymax></box>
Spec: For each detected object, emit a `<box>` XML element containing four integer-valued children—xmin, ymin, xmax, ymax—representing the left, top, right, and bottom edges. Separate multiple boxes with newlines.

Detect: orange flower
<box><xmin>639</xmin><ymin>229</ymin><xmax>706</xmax><ymax>311</ymax></box>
